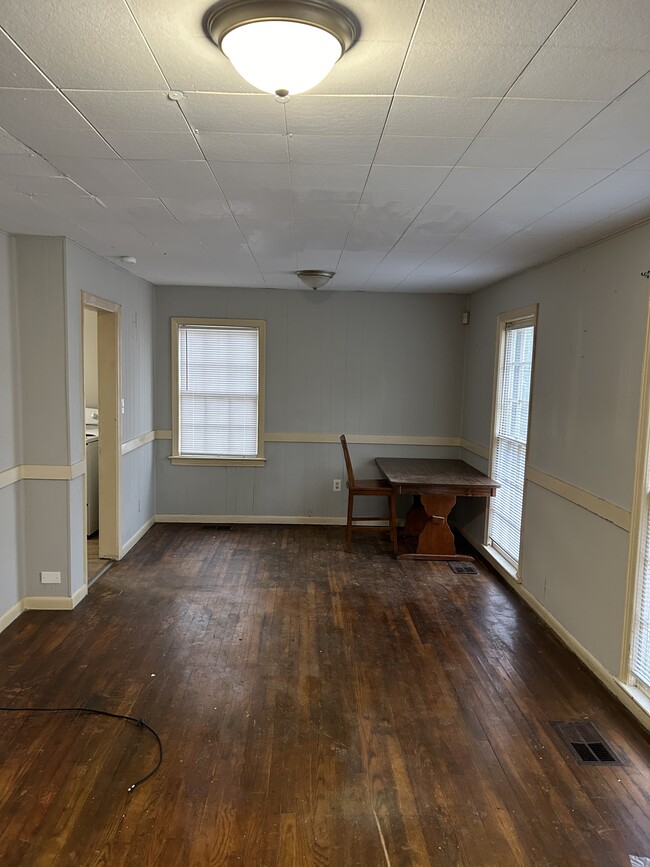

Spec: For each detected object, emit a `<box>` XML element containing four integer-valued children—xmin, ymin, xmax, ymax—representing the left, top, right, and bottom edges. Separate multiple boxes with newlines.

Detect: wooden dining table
<box><xmin>375</xmin><ymin>457</ymin><xmax>499</xmax><ymax>560</ymax></box>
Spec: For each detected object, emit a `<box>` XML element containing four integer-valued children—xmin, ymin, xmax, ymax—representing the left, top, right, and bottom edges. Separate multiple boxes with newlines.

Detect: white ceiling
<box><xmin>0</xmin><ymin>0</ymin><xmax>649</xmax><ymax>292</ymax></box>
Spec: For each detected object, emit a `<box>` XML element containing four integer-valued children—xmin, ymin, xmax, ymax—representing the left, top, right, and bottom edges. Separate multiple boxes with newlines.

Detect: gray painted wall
<box><xmin>65</xmin><ymin>242</ymin><xmax>156</xmax><ymax>565</ymax></box>
<box><xmin>155</xmin><ymin>286</ymin><xmax>467</xmax><ymax>518</ymax></box>
<box><xmin>0</xmin><ymin>236</ymin><xmax>156</xmax><ymax>614</ymax></box>
<box><xmin>459</xmin><ymin>222</ymin><xmax>650</xmax><ymax>676</ymax></box>
<box><xmin>0</xmin><ymin>231</ymin><xmax>23</xmax><ymax>615</ymax></box>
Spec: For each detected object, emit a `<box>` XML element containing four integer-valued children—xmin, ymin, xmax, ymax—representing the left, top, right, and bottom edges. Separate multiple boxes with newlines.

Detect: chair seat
<box><xmin>348</xmin><ymin>479</ymin><xmax>393</xmax><ymax>494</ymax></box>
<box><xmin>340</xmin><ymin>434</ymin><xmax>398</xmax><ymax>555</ymax></box>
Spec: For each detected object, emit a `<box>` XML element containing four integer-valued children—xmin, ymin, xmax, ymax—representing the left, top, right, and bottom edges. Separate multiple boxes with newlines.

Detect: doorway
<box><xmin>82</xmin><ymin>293</ymin><xmax>121</xmax><ymax>584</ymax></box>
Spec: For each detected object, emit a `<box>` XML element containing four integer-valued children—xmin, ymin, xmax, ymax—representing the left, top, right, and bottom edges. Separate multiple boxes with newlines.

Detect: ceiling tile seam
<box><xmin>398</xmin><ymin>158</ymin><xmax>649</xmax><ymax>292</ymax></box>
<box><xmin>355</xmin><ymin>1</ymin><xmax>591</xmax><ymax>291</ymax></box>
<box><xmin>0</xmin><ymin>23</ymin><xmax>58</xmax><ymax>91</ymax></box>
<box><xmin>121</xmin><ymin>0</ymin><xmax>175</xmax><ymax>91</ymax></box>
<box><xmin>315</xmin><ymin>0</ymin><xmax>432</xmax><ymax>274</ymax></box>
<box><xmin>283</xmin><ymin>101</ymin><xmax>299</xmax><ymax>289</ymax></box>
<box><xmin>0</xmin><ymin>26</ymin><xmax>126</xmax><ymax>162</ymax></box>
<box><xmin>446</xmin><ymin>210</ymin><xmax>650</xmax><ymax>295</ymax></box>
<box><xmin>170</xmin><ymin>94</ymin><xmax>268</xmax><ymax>282</ymax></box>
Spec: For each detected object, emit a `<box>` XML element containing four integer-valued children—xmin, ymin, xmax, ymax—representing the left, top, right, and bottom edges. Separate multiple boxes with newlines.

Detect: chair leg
<box><xmin>388</xmin><ymin>493</ymin><xmax>398</xmax><ymax>555</ymax></box>
<box><xmin>346</xmin><ymin>491</ymin><xmax>354</xmax><ymax>551</ymax></box>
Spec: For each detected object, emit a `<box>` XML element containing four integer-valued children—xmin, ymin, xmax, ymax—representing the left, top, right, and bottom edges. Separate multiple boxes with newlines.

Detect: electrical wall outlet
<box><xmin>333</xmin><ymin>479</ymin><xmax>341</xmax><ymax>492</ymax></box>
<box><xmin>40</xmin><ymin>571</ymin><xmax>61</xmax><ymax>584</ymax></box>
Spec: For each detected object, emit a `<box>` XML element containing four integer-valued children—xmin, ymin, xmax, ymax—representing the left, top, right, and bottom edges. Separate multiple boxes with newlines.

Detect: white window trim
<box><xmin>622</xmin><ymin>291</ymin><xmax>650</xmax><ymax>696</ymax></box>
<box><xmin>486</xmin><ymin>304</ymin><xmax>538</xmax><ymax>582</ymax></box>
<box><xmin>170</xmin><ymin>316</ymin><xmax>266</xmax><ymax>467</ymax></box>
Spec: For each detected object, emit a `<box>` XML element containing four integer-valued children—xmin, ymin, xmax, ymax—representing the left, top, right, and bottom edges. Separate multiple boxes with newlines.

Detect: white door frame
<box><xmin>82</xmin><ymin>292</ymin><xmax>121</xmax><ymax>571</ymax></box>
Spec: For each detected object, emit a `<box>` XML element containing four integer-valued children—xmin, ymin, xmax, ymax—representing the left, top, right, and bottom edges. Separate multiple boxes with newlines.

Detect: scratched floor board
<box><xmin>0</xmin><ymin>523</ymin><xmax>649</xmax><ymax>865</ymax></box>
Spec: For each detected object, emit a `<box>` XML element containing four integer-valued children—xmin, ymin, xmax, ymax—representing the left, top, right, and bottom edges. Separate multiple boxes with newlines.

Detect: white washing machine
<box><xmin>85</xmin><ymin>407</ymin><xmax>99</xmax><ymax>534</ymax></box>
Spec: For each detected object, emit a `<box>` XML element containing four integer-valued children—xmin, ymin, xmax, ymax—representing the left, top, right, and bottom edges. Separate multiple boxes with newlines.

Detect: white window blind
<box><xmin>488</xmin><ymin>319</ymin><xmax>535</xmax><ymax>568</ymax></box>
<box><xmin>631</xmin><ymin>466</ymin><xmax>650</xmax><ymax>695</ymax></box>
<box><xmin>178</xmin><ymin>324</ymin><xmax>260</xmax><ymax>457</ymax></box>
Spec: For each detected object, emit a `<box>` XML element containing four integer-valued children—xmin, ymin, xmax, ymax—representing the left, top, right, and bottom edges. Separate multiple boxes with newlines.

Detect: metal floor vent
<box><xmin>448</xmin><ymin>561</ymin><xmax>479</xmax><ymax>575</ymax></box>
<box><xmin>550</xmin><ymin>720</ymin><xmax>622</xmax><ymax>765</ymax></box>
<box><xmin>201</xmin><ymin>524</ymin><xmax>233</xmax><ymax>531</ymax></box>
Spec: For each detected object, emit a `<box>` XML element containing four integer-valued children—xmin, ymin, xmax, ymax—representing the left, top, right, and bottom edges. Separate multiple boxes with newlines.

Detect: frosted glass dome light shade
<box><xmin>222</xmin><ymin>21</ymin><xmax>341</xmax><ymax>95</ymax></box>
<box><xmin>206</xmin><ymin>0</ymin><xmax>358</xmax><ymax>96</ymax></box>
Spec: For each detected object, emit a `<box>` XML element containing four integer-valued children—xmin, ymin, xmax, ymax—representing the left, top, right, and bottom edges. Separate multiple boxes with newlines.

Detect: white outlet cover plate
<box><xmin>41</xmin><ymin>571</ymin><xmax>62</xmax><ymax>584</ymax></box>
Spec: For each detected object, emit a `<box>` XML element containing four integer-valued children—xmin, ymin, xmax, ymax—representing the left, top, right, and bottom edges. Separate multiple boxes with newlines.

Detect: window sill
<box><xmin>170</xmin><ymin>455</ymin><xmax>266</xmax><ymax>467</ymax></box>
<box><xmin>481</xmin><ymin>543</ymin><xmax>521</xmax><ymax>584</ymax></box>
<box><xmin>618</xmin><ymin>681</ymin><xmax>650</xmax><ymax>720</ymax></box>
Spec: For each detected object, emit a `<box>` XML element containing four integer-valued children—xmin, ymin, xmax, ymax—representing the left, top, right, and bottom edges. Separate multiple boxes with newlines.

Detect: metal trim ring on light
<box><xmin>296</xmin><ymin>269</ymin><xmax>335</xmax><ymax>289</ymax></box>
<box><xmin>205</xmin><ymin>0</ymin><xmax>359</xmax><ymax>58</ymax></box>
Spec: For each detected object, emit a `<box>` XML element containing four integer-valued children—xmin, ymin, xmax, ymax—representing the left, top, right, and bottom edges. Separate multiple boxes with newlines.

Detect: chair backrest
<box><xmin>340</xmin><ymin>434</ymin><xmax>355</xmax><ymax>486</ymax></box>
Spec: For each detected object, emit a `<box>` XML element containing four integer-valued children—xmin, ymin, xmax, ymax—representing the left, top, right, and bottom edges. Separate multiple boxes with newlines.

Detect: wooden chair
<box><xmin>340</xmin><ymin>434</ymin><xmax>398</xmax><ymax>554</ymax></box>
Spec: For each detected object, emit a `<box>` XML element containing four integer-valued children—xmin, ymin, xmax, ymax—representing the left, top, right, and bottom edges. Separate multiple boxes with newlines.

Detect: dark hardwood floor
<box><xmin>0</xmin><ymin>524</ymin><xmax>649</xmax><ymax>866</ymax></box>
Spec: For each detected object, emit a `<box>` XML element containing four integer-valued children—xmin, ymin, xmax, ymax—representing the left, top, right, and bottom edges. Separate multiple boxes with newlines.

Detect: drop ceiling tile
<box><xmin>208</xmin><ymin>162</ymin><xmax>291</xmax><ymax>198</ymax></box>
<box><xmin>45</xmin><ymin>157</ymin><xmax>156</xmax><ymax>197</ymax></box>
<box><xmin>575</xmin><ymin>95</ymin><xmax>650</xmax><ymax>141</ymax></box>
<box><xmin>162</xmin><ymin>197</ymin><xmax>230</xmax><ymax>223</ymax></box>
<box><xmin>17</xmin><ymin>127</ymin><xmax>118</xmax><ymax>158</ymax></box>
<box><xmin>0</xmin><ymin>129</ymin><xmax>31</xmax><ymax>155</ymax></box>
<box><xmin>0</xmin><ymin>0</ymin><xmax>167</xmax><ymax>90</ymax></box>
<box><xmin>384</xmin><ymin>97</ymin><xmax>501</xmax><ymax>137</ymax></box>
<box><xmin>541</xmin><ymin>138</ymin><xmax>648</xmax><ymax>169</ymax></box>
<box><xmin>32</xmin><ymin>195</ymin><xmax>125</xmax><ymax>223</ymax></box>
<box><xmin>288</xmin><ymin>135</ymin><xmax>381</xmax><ymax>164</ymax></box>
<box><xmin>433</xmin><ymin>166</ymin><xmax>530</xmax><ymax>207</ymax></box>
<box><xmin>412</xmin><ymin>201</ymin><xmax>476</xmax><ymax>234</ymax></box>
<box><xmin>64</xmin><ymin>91</ymin><xmax>188</xmax><ymax>132</ymax></box>
<box><xmin>415</xmin><ymin>0</ymin><xmax>576</xmax><ymax>46</ymax></box>
<box><xmin>458</xmin><ymin>137</ymin><xmax>564</xmax><ymax>168</ymax></box>
<box><xmin>480</xmin><ymin>98</ymin><xmax>608</xmax><ymax>139</ymax></box>
<box><xmin>127</xmin><ymin>160</ymin><xmax>221</xmax><ymax>198</ymax></box>
<box><xmin>197</xmin><ymin>133</ymin><xmax>288</xmax><ymax>162</ymax></box>
<box><xmin>346</xmin><ymin>204</ymin><xmax>420</xmax><ymax>253</ymax></box>
<box><xmin>549</xmin><ymin>0</ymin><xmax>650</xmax><ymax>50</ymax></box>
<box><xmin>0</xmin><ymin>33</ymin><xmax>53</xmax><ymax>88</ymax></box>
<box><xmin>625</xmin><ymin>149</ymin><xmax>650</xmax><ymax>170</ymax></box>
<box><xmin>492</xmin><ymin>167</ymin><xmax>612</xmax><ymax>218</ymax></box>
<box><xmin>374</xmin><ymin>136</ymin><xmax>472</xmax><ymax>166</ymax></box>
<box><xmin>308</xmin><ymin>42</ymin><xmax>407</xmax><ymax>96</ymax></box>
<box><xmin>361</xmin><ymin>165</ymin><xmax>450</xmax><ymax>209</ymax></box>
<box><xmin>291</xmin><ymin>165</ymin><xmax>369</xmax><ymax>209</ymax></box>
<box><xmin>397</xmin><ymin>43</ymin><xmax>536</xmax><ymax>98</ymax></box>
<box><xmin>294</xmin><ymin>216</ymin><xmax>356</xmax><ymax>251</ymax></box>
<box><xmin>183</xmin><ymin>215</ymin><xmax>250</xmax><ymax>249</ymax></box>
<box><xmin>295</xmin><ymin>250</ymin><xmax>341</xmax><ymax>270</ymax></box>
<box><xmin>229</xmin><ymin>195</ymin><xmax>293</xmax><ymax>222</ymax></box>
<box><xmin>285</xmin><ymin>96</ymin><xmax>391</xmax><ymax>135</ymax></box>
<box><xmin>0</xmin><ymin>89</ymin><xmax>90</xmax><ymax>134</ymax></box>
<box><xmin>3</xmin><ymin>175</ymin><xmax>86</xmax><ymax>195</ymax></box>
<box><xmin>0</xmin><ymin>153</ymin><xmax>60</xmax><ymax>177</ymax></box>
<box><xmin>101</xmin><ymin>131</ymin><xmax>203</xmax><ymax>160</ymax></box>
<box><xmin>181</xmin><ymin>93</ymin><xmax>286</xmax><ymax>133</ymax></box>
<box><xmin>508</xmin><ymin>46</ymin><xmax>650</xmax><ymax>100</ymax></box>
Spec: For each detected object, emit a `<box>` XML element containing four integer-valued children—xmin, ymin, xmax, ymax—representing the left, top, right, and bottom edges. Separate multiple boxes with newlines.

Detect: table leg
<box><xmin>399</xmin><ymin>493</ymin><xmax>464</xmax><ymax>559</ymax></box>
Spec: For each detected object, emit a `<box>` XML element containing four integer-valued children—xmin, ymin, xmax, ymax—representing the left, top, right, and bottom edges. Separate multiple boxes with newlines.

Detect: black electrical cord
<box><xmin>0</xmin><ymin>705</ymin><xmax>162</xmax><ymax>792</ymax></box>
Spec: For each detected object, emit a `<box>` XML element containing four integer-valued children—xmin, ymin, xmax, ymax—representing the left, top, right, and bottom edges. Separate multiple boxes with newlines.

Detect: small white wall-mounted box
<box><xmin>40</xmin><ymin>571</ymin><xmax>61</xmax><ymax>584</ymax></box>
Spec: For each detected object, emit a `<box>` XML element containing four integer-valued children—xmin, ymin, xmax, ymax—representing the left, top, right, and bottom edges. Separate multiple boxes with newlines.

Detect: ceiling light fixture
<box><xmin>206</xmin><ymin>0</ymin><xmax>358</xmax><ymax>97</ymax></box>
<box><xmin>296</xmin><ymin>269</ymin><xmax>335</xmax><ymax>289</ymax></box>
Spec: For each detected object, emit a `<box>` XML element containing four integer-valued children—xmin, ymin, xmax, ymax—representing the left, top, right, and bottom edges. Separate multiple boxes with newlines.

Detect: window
<box><xmin>171</xmin><ymin>318</ymin><xmax>265</xmax><ymax>466</ymax></box>
<box><xmin>487</xmin><ymin>308</ymin><xmax>536</xmax><ymax>574</ymax></box>
<box><xmin>630</xmin><ymin>490</ymin><xmax>650</xmax><ymax>697</ymax></box>
<box><xmin>628</xmin><ymin>341</ymin><xmax>650</xmax><ymax>700</ymax></box>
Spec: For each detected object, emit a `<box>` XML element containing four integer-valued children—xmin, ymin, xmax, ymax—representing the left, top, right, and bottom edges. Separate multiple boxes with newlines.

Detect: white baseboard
<box><xmin>24</xmin><ymin>595</ymin><xmax>78</xmax><ymax>611</ymax></box>
<box><xmin>459</xmin><ymin>527</ymin><xmax>650</xmax><ymax>734</ymax></box>
<box><xmin>155</xmin><ymin>514</ymin><xmax>348</xmax><ymax>526</ymax></box>
<box><xmin>71</xmin><ymin>585</ymin><xmax>88</xmax><ymax>608</ymax></box>
<box><xmin>0</xmin><ymin>599</ymin><xmax>25</xmax><ymax>634</ymax></box>
<box><xmin>120</xmin><ymin>516</ymin><xmax>155</xmax><ymax>557</ymax></box>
